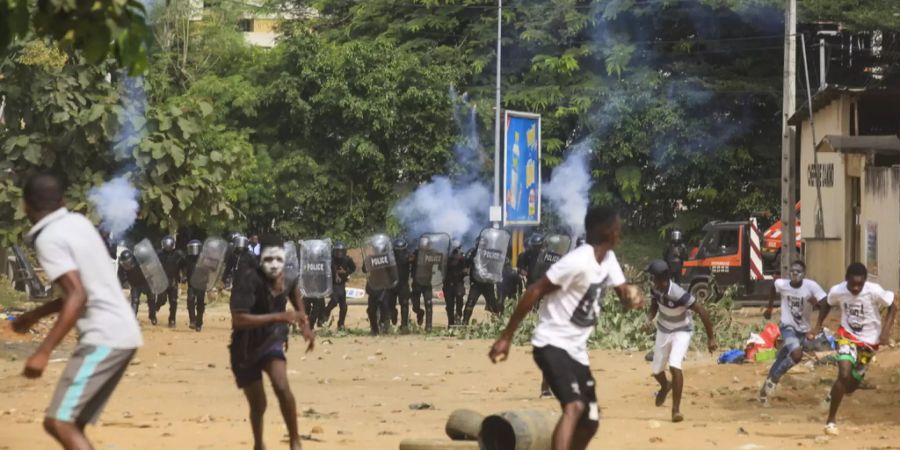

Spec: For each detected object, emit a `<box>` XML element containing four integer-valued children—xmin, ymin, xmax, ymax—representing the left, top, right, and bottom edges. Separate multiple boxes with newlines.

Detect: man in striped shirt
<box><xmin>643</xmin><ymin>260</ymin><xmax>717</xmax><ymax>423</ymax></box>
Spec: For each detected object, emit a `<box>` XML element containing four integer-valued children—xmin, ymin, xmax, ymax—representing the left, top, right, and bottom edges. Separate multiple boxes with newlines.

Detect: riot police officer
<box><xmin>462</xmin><ymin>240</ymin><xmax>499</xmax><ymax>325</ymax></box>
<box><xmin>227</xmin><ymin>234</ymin><xmax>257</xmax><ymax>291</ymax></box>
<box><xmin>443</xmin><ymin>239</ymin><xmax>467</xmax><ymax>326</ymax></box>
<box><xmin>324</xmin><ymin>241</ymin><xmax>356</xmax><ymax>330</ymax></box>
<box><xmin>384</xmin><ymin>238</ymin><xmax>413</xmax><ymax>332</ymax></box>
<box><xmin>516</xmin><ymin>233</ymin><xmax>544</xmax><ymax>287</ymax></box>
<box><xmin>185</xmin><ymin>239</ymin><xmax>207</xmax><ymax>331</ymax></box>
<box><xmin>408</xmin><ymin>247</ymin><xmax>426</xmax><ymax>327</ymax></box>
<box><xmin>117</xmin><ymin>250</ymin><xmax>156</xmax><ymax>324</ymax></box>
<box><xmin>156</xmin><ymin>235</ymin><xmax>186</xmax><ymax>328</ymax></box>
<box><xmin>663</xmin><ymin>229</ymin><xmax>688</xmax><ymax>283</ymax></box>
<box><xmin>497</xmin><ymin>256</ymin><xmax>521</xmax><ymax>314</ymax></box>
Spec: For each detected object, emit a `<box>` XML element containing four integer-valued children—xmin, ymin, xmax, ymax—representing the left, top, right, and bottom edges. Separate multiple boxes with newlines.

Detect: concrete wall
<box><xmin>860</xmin><ymin>165</ymin><xmax>900</xmax><ymax>292</ymax></box>
<box><xmin>804</xmin><ymin>239</ymin><xmax>845</xmax><ymax>289</ymax></box>
<box><xmin>244</xmin><ymin>32</ymin><xmax>277</xmax><ymax>48</ymax></box>
<box><xmin>799</xmin><ymin>95</ymin><xmax>853</xmax><ymax>240</ymax></box>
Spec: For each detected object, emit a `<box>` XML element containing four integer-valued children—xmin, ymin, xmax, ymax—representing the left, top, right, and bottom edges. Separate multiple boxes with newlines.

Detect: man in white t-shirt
<box><xmin>643</xmin><ymin>260</ymin><xmax>716</xmax><ymax>423</ymax></box>
<box><xmin>489</xmin><ymin>207</ymin><xmax>645</xmax><ymax>450</ymax></box>
<box><xmin>758</xmin><ymin>260</ymin><xmax>827</xmax><ymax>403</ymax></box>
<box><xmin>808</xmin><ymin>262</ymin><xmax>896</xmax><ymax>436</ymax></box>
<box><xmin>12</xmin><ymin>173</ymin><xmax>143</xmax><ymax>449</ymax></box>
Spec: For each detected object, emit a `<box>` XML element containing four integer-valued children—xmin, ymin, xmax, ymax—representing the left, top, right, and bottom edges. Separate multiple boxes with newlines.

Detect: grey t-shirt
<box><xmin>27</xmin><ymin>208</ymin><xmax>143</xmax><ymax>349</ymax></box>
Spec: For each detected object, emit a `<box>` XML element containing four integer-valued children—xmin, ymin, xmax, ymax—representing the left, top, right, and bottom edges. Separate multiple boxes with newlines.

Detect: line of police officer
<box><xmin>360</xmin><ymin>229</ymin><xmax>567</xmax><ymax>336</ymax></box>
<box><xmin>118</xmin><ymin>233</ymin><xmax>255</xmax><ymax>331</ymax></box>
<box><xmin>116</xmin><ymin>229</ymin><xmax>574</xmax><ymax>336</ymax></box>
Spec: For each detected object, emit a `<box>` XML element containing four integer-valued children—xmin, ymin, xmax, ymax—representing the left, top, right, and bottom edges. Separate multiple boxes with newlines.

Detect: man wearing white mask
<box><xmin>229</xmin><ymin>234</ymin><xmax>315</xmax><ymax>450</ymax></box>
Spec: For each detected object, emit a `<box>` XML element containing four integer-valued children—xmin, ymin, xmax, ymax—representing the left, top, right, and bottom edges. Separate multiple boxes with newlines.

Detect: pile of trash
<box><xmin>718</xmin><ymin>323</ymin><xmax>836</xmax><ymax>365</ymax></box>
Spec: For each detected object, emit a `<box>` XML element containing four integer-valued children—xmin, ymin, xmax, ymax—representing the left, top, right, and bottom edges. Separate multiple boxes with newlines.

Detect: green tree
<box><xmin>239</xmin><ymin>29</ymin><xmax>464</xmax><ymax>239</ymax></box>
<box><xmin>0</xmin><ymin>39</ymin><xmax>252</xmax><ymax>245</ymax></box>
<box><xmin>307</xmin><ymin>0</ymin><xmax>784</xmax><ymax>232</ymax></box>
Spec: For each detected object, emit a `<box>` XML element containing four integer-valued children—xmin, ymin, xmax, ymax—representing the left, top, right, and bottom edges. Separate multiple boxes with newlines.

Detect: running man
<box><xmin>230</xmin><ymin>235</ymin><xmax>314</xmax><ymax>450</ymax></box>
<box><xmin>12</xmin><ymin>173</ymin><xmax>143</xmax><ymax>449</ymax></box>
<box><xmin>808</xmin><ymin>262</ymin><xmax>896</xmax><ymax>436</ymax></box>
<box><xmin>489</xmin><ymin>207</ymin><xmax>645</xmax><ymax>450</ymax></box>
<box><xmin>643</xmin><ymin>260</ymin><xmax>717</xmax><ymax>423</ymax></box>
<box><xmin>758</xmin><ymin>260</ymin><xmax>826</xmax><ymax>404</ymax></box>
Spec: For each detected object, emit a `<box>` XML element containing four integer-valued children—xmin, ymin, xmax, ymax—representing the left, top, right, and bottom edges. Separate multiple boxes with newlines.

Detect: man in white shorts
<box><xmin>12</xmin><ymin>173</ymin><xmax>143</xmax><ymax>449</ymax></box>
<box><xmin>489</xmin><ymin>206</ymin><xmax>645</xmax><ymax>450</ymax></box>
<box><xmin>643</xmin><ymin>260</ymin><xmax>716</xmax><ymax>423</ymax></box>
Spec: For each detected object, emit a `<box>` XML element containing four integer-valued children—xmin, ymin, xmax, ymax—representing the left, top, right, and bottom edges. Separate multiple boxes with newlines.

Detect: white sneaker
<box><xmin>758</xmin><ymin>378</ymin><xmax>777</xmax><ymax>403</ymax></box>
<box><xmin>824</xmin><ymin>423</ymin><xmax>839</xmax><ymax>436</ymax></box>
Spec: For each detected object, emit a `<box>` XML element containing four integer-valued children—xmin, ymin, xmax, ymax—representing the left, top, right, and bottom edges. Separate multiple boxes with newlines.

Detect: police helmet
<box><xmin>187</xmin><ymin>239</ymin><xmax>202</xmax><ymax>256</ymax></box>
<box><xmin>161</xmin><ymin>235</ymin><xmax>176</xmax><ymax>251</ymax></box>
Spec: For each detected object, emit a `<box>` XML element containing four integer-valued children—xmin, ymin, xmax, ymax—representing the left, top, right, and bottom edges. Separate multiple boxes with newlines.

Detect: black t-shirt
<box><xmin>229</xmin><ymin>268</ymin><xmax>297</xmax><ymax>367</ymax></box>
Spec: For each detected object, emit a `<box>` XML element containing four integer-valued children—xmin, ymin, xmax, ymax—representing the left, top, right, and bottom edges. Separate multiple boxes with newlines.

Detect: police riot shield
<box><xmin>473</xmin><ymin>228</ymin><xmax>511</xmax><ymax>284</ymax></box>
<box><xmin>300</xmin><ymin>239</ymin><xmax>333</xmax><ymax>298</ymax></box>
<box><xmin>414</xmin><ymin>233</ymin><xmax>451</xmax><ymax>288</ymax></box>
<box><xmin>532</xmin><ymin>234</ymin><xmax>573</xmax><ymax>282</ymax></box>
<box><xmin>283</xmin><ymin>241</ymin><xmax>300</xmax><ymax>287</ymax></box>
<box><xmin>133</xmin><ymin>238</ymin><xmax>169</xmax><ymax>295</ymax></box>
<box><xmin>189</xmin><ymin>237</ymin><xmax>228</xmax><ymax>292</ymax></box>
<box><xmin>362</xmin><ymin>234</ymin><xmax>398</xmax><ymax>290</ymax></box>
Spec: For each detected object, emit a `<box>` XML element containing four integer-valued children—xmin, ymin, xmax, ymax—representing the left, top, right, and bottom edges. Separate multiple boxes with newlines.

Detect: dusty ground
<box><xmin>1</xmin><ymin>299</ymin><xmax>900</xmax><ymax>450</ymax></box>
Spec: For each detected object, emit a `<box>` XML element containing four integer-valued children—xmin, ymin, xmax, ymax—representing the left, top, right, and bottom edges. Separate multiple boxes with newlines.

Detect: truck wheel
<box><xmin>690</xmin><ymin>281</ymin><xmax>717</xmax><ymax>303</ymax></box>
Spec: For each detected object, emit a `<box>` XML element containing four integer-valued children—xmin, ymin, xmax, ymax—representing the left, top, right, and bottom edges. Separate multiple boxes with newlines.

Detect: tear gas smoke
<box><xmin>393</xmin><ymin>89</ymin><xmax>490</xmax><ymax>244</ymax></box>
<box><xmin>543</xmin><ymin>148</ymin><xmax>593</xmax><ymax>237</ymax></box>
<box><xmin>88</xmin><ymin>176</ymin><xmax>140</xmax><ymax>239</ymax></box>
<box><xmin>394</xmin><ymin>177</ymin><xmax>490</xmax><ymax>243</ymax></box>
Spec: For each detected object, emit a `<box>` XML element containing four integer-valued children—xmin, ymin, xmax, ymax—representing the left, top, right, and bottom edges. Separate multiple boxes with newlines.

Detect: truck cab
<box><xmin>681</xmin><ymin>221</ymin><xmax>775</xmax><ymax>305</ymax></box>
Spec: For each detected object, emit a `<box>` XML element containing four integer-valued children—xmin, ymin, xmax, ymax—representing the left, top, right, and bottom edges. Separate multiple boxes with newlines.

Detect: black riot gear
<box><xmin>157</xmin><ymin>242</ymin><xmax>187</xmax><ymax>328</ymax></box>
<box><xmin>323</xmin><ymin>246</ymin><xmax>356</xmax><ymax>329</ymax></box>
<box><xmin>663</xmin><ymin>230</ymin><xmax>688</xmax><ymax>284</ymax></box>
<box><xmin>187</xmin><ymin>239</ymin><xmax>202</xmax><ymax>256</ymax></box>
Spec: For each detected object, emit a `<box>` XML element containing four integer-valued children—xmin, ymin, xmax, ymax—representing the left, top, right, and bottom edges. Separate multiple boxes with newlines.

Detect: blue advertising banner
<box><xmin>503</xmin><ymin>111</ymin><xmax>541</xmax><ymax>225</ymax></box>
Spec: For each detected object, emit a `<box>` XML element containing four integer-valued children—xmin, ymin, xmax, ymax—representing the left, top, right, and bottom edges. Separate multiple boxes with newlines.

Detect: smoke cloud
<box><xmin>88</xmin><ymin>176</ymin><xmax>140</xmax><ymax>239</ymax></box>
<box><xmin>392</xmin><ymin>89</ymin><xmax>490</xmax><ymax>244</ymax></box>
<box><xmin>394</xmin><ymin>177</ymin><xmax>490</xmax><ymax>242</ymax></box>
<box><xmin>543</xmin><ymin>147</ymin><xmax>593</xmax><ymax>237</ymax></box>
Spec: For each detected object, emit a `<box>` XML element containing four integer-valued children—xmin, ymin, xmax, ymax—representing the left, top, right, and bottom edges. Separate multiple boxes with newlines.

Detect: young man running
<box><xmin>808</xmin><ymin>262</ymin><xmax>896</xmax><ymax>436</ymax></box>
<box><xmin>643</xmin><ymin>260</ymin><xmax>717</xmax><ymax>422</ymax></box>
<box><xmin>489</xmin><ymin>207</ymin><xmax>645</xmax><ymax>450</ymax></box>
<box><xmin>230</xmin><ymin>235</ymin><xmax>315</xmax><ymax>450</ymax></box>
<box><xmin>758</xmin><ymin>260</ymin><xmax>827</xmax><ymax>403</ymax></box>
<box><xmin>13</xmin><ymin>173</ymin><xmax>143</xmax><ymax>449</ymax></box>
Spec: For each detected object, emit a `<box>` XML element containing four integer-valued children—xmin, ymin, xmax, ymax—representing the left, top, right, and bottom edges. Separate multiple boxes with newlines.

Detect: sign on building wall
<box><xmin>807</xmin><ymin>163</ymin><xmax>834</xmax><ymax>187</ymax></box>
<box><xmin>867</xmin><ymin>221</ymin><xmax>878</xmax><ymax>276</ymax></box>
<box><xmin>503</xmin><ymin>111</ymin><xmax>541</xmax><ymax>225</ymax></box>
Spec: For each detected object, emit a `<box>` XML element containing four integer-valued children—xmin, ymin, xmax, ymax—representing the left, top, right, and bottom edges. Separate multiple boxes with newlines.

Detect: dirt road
<box><xmin>1</xmin><ymin>302</ymin><xmax>899</xmax><ymax>450</ymax></box>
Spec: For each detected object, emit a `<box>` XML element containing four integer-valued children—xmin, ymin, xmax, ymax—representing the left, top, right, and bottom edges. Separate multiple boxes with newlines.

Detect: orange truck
<box><xmin>761</xmin><ymin>202</ymin><xmax>802</xmax><ymax>270</ymax></box>
<box><xmin>680</xmin><ymin>219</ymin><xmax>777</xmax><ymax>305</ymax></box>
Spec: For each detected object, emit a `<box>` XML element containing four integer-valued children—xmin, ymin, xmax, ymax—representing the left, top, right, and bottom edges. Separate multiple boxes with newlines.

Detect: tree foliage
<box><xmin>2</xmin><ymin>0</ymin><xmax>897</xmax><ymax>246</ymax></box>
<box><xmin>0</xmin><ymin>38</ymin><xmax>251</xmax><ymax>245</ymax></box>
<box><xmin>239</xmin><ymin>29</ymin><xmax>464</xmax><ymax>239</ymax></box>
<box><xmin>1</xmin><ymin>0</ymin><xmax>151</xmax><ymax>74</ymax></box>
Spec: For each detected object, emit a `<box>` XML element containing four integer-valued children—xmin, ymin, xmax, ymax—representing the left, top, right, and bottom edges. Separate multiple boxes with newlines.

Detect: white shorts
<box><xmin>651</xmin><ymin>330</ymin><xmax>692</xmax><ymax>374</ymax></box>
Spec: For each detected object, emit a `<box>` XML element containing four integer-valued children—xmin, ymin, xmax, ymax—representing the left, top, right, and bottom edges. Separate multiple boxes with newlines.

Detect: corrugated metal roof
<box><xmin>817</xmin><ymin>135</ymin><xmax>900</xmax><ymax>153</ymax></box>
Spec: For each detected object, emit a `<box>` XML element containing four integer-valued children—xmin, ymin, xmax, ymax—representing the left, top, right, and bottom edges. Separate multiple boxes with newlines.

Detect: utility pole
<box><xmin>780</xmin><ymin>0</ymin><xmax>797</xmax><ymax>276</ymax></box>
<box><xmin>491</xmin><ymin>0</ymin><xmax>503</xmax><ymax>228</ymax></box>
